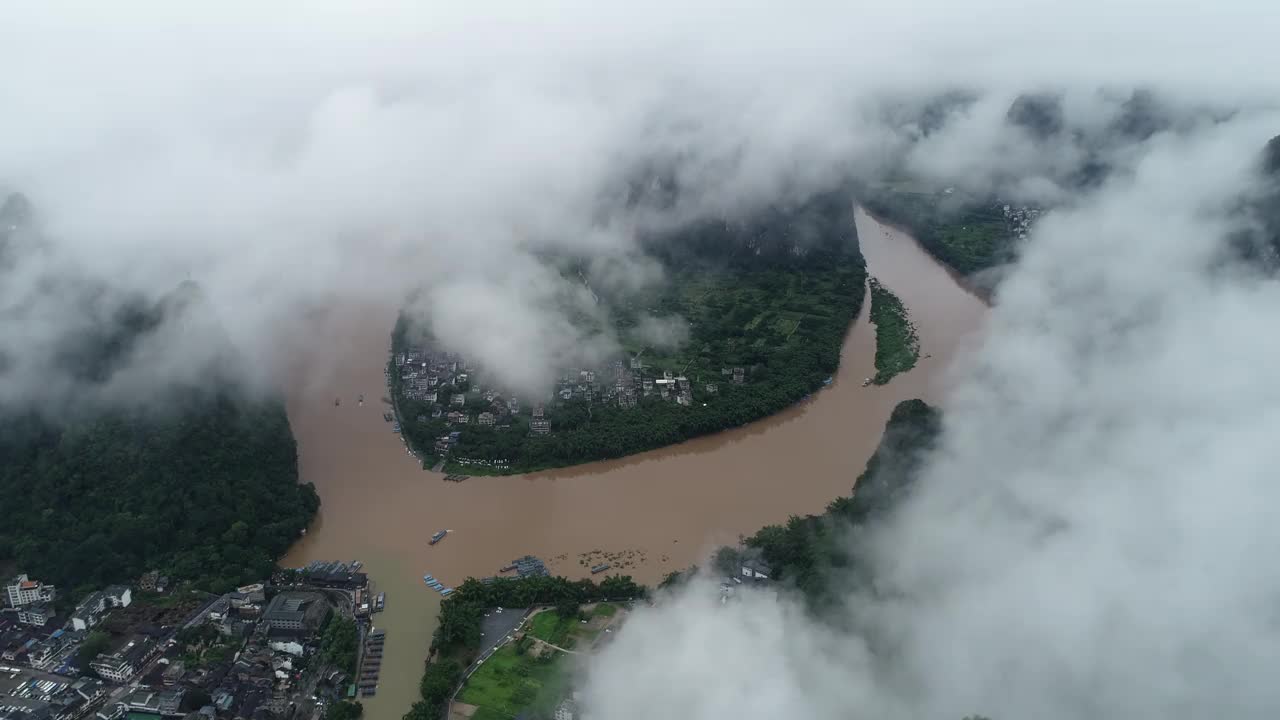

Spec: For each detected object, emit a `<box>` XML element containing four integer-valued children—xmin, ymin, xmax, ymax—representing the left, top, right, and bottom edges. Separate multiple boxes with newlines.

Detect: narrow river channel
<box><xmin>279</xmin><ymin>207</ymin><xmax>987</xmax><ymax>720</ymax></box>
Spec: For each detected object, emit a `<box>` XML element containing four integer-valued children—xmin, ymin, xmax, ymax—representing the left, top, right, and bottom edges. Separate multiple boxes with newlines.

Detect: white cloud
<box><xmin>4</xmin><ymin>0</ymin><xmax>1276</xmax><ymax>403</ymax></box>
<box><xmin>6</xmin><ymin>16</ymin><xmax>1280</xmax><ymax>711</ymax></box>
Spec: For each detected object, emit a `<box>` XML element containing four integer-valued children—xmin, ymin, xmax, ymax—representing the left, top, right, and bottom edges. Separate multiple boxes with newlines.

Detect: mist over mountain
<box><xmin>3</xmin><ymin>0</ymin><xmax>1276</xmax><ymax>405</ymax></box>
<box><xmin>4</xmin><ymin>2</ymin><xmax>1280</xmax><ymax>717</ymax></box>
<box><xmin>581</xmin><ymin>93</ymin><xmax>1280</xmax><ymax>720</ymax></box>
<box><xmin>0</xmin><ymin>214</ymin><xmax>316</xmax><ymax>592</ymax></box>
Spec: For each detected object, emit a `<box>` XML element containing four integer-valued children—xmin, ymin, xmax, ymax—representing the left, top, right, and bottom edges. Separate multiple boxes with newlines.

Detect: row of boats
<box><xmin>425</xmin><ymin>527</ymin><xmax>453</xmax><ymax>594</ymax></box>
<box><xmin>422</xmin><ymin>574</ymin><xmax>454</xmax><ymax>597</ymax></box>
<box><xmin>358</xmin><ymin>628</ymin><xmax>385</xmax><ymax>697</ymax></box>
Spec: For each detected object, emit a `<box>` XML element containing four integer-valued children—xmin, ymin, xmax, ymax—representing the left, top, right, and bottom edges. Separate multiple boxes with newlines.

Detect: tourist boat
<box><xmin>823</xmin><ymin>377</ymin><xmax>833</xmax><ymax>385</ymax></box>
<box><xmin>861</xmin><ymin>377</ymin><xmax>872</xmax><ymax>387</ymax></box>
<box><xmin>590</xmin><ymin>563</ymin><xmax>611</xmax><ymax>574</ymax></box>
<box><xmin>375</xmin><ymin>593</ymin><xmax>385</xmax><ymax>611</ymax></box>
<box><xmin>429</xmin><ymin>530</ymin><xmax>447</xmax><ymax>545</ymax></box>
<box><xmin>499</xmin><ymin>564</ymin><xmax>516</xmax><ymax>573</ymax></box>
<box><xmin>423</xmin><ymin>574</ymin><xmax>436</xmax><ymax>583</ymax></box>
<box><xmin>440</xmin><ymin>588</ymin><xmax>454</xmax><ymax>597</ymax></box>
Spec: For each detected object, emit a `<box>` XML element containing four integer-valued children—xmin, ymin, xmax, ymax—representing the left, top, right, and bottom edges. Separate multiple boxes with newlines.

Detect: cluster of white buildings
<box><xmin>4</xmin><ymin>574</ymin><xmax>57</xmax><ymax>628</ymax></box>
<box><xmin>1002</xmin><ymin>203</ymin><xmax>1043</xmax><ymax>241</ymax></box>
<box><xmin>70</xmin><ymin>586</ymin><xmax>132</xmax><ymax>632</ymax></box>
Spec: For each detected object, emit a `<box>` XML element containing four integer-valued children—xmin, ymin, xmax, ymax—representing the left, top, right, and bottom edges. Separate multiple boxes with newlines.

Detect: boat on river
<box><xmin>429</xmin><ymin>530</ymin><xmax>447</xmax><ymax>545</ymax></box>
<box><xmin>590</xmin><ymin>563</ymin><xmax>611</xmax><ymax>574</ymax></box>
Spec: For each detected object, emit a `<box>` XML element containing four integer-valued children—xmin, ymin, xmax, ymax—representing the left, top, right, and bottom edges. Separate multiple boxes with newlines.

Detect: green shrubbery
<box><xmin>868</xmin><ymin>279</ymin><xmax>920</xmax><ymax>384</ymax></box>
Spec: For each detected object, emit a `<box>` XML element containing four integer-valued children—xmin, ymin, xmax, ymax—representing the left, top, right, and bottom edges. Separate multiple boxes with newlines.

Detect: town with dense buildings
<box><xmin>1</xmin><ymin>563</ymin><xmax>379</xmax><ymax>720</ymax></box>
<box><xmin>389</xmin><ymin>336</ymin><xmax>773</xmax><ymax>475</ymax></box>
<box><xmin>1002</xmin><ymin>203</ymin><xmax>1043</xmax><ymax>242</ymax></box>
<box><xmin>392</xmin><ymin>344</ymin><xmax>750</xmax><ymax>467</ymax></box>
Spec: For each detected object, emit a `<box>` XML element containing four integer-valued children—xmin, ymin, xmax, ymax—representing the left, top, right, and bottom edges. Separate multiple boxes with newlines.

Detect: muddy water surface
<box><xmin>280</xmin><ymin>208</ymin><xmax>987</xmax><ymax>719</ymax></box>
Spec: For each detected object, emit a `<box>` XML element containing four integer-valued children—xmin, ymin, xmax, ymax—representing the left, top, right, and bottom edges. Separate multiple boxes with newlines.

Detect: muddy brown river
<box><xmin>280</xmin><ymin>208</ymin><xmax>987</xmax><ymax>719</ymax></box>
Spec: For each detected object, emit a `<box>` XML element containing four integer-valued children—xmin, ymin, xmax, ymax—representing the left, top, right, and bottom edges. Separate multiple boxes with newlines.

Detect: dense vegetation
<box><xmin>75</xmin><ymin>630</ymin><xmax>112</xmax><ymax>670</ymax></box>
<box><xmin>0</xmin><ymin>205</ymin><xmax>317</xmax><ymax>596</ymax></box>
<box><xmin>868</xmin><ymin>279</ymin><xmax>920</xmax><ymax>384</ymax></box>
<box><xmin>0</xmin><ymin>389</ymin><xmax>317</xmax><ymax>595</ymax></box>
<box><xmin>1230</xmin><ymin>134</ymin><xmax>1280</xmax><ymax>271</ymax></box>
<box><xmin>394</xmin><ymin>191</ymin><xmax>867</xmax><ymax>474</ymax></box>
<box><xmin>455</xmin><ymin>640</ymin><xmax>571</xmax><ymax>720</ymax></box>
<box><xmin>402</xmin><ymin>660</ymin><xmax>463</xmax><ymax>720</ymax></box>
<box><xmin>727</xmin><ymin>399</ymin><xmax>941</xmax><ymax>607</ymax></box>
<box><xmin>431</xmin><ymin>574</ymin><xmax>643</xmax><ymax>655</ymax></box>
<box><xmin>324</xmin><ymin>701</ymin><xmax>364</xmax><ymax>720</ymax></box>
<box><xmin>176</xmin><ymin>622</ymin><xmax>241</xmax><ymax>669</ymax></box>
<box><xmin>404</xmin><ymin>574</ymin><xmax>643</xmax><ymax>720</ymax></box>
<box><xmin>861</xmin><ymin>187</ymin><xmax>1013</xmax><ymax>276</ymax></box>
<box><xmin>318</xmin><ymin>613</ymin><xmax>359</xmax><ymax>675</ymax></box>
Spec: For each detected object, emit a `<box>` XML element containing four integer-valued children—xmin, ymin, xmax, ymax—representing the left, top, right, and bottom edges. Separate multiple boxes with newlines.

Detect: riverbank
<box><xmin>277</xmin><ymin>207</ymin><xmax>986</xmax><ymax>720</ymax></box>
<box><xmin>859</xmin><ymin>205</ymin><xmax>998</xmax><ymax>305</ymax></box>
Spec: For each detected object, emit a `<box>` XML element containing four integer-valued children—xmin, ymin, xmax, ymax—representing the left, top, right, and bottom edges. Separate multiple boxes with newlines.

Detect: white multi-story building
<box><xmin>72</xmin><ymin>592</ymin><xmax>107</xmax><ymax>631</ymax></box>
<box><xmin>5</xmin><ymin>573</ymin><xmax>56</xmax><ymax>607</ymax></box>
<box><xmin>17</xmin><ymin>602</ymin><xmax>55</xmax><ymax>627</ymax></box>
<box><xmin>72</xmin><ymin>586</ymin><xmax>132</xmax><ymax>631</ymax></box>
<box><xmin>91</xmin><ymin>636</ymin><xmax>155</xmax><ymax>683</ymax></box>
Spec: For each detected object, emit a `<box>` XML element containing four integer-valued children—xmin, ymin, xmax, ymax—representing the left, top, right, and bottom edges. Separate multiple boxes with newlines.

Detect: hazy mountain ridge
<box><xmin>0</xmin><ymin>194</ymin><xmax>317</xmax><ymax>595</ymax></box>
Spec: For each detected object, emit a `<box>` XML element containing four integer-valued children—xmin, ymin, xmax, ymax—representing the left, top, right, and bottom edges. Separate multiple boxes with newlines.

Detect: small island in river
<box><xmin>389</xmin><ymin>192</ymin><xmax>870</xmax><ymax>475</ymax></box>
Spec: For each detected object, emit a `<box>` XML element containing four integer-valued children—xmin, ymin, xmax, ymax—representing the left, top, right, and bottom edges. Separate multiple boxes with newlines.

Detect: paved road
<box><xmin>446</xmin><ymin>608</ymin><xmax>532</xmax><ymax>718</ymax></box>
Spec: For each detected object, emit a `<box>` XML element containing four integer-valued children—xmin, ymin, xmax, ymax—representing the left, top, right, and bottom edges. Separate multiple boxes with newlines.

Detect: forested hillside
<box><xmin>1230</xmin><ymin>133</ymin><xmax>1280</xmax><ymax>270</ymax></box>
<box><xmin>860</xmin><ymin>188</ymin><xmax>1014</xmax><ymax>277</ymax></box>
<box><xmin>0</xmin><ymin>193</ymin><xmax>317</xmax><ymax>596</ymax></box>
<box><xmin>0</xmin><ymin>394</ymin><xmax>317</xmax><ymax>595</ymax></box>
<box><xmin>725</xmin><ymin>399</ymin><xmax>941</xmax><ymax>607</ymax></box>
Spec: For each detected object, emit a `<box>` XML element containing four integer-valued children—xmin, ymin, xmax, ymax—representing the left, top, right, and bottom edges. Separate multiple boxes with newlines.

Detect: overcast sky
<box><xmin>3</xmin><ymin>0</ymin><xmax>1277</xmax><ymax>404</ymax></box>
